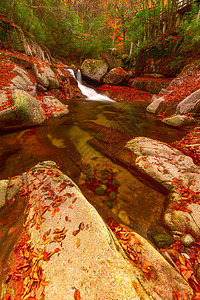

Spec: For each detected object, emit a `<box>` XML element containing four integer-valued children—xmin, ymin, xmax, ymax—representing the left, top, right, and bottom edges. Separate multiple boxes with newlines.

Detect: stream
<box><xmin>0</xmin><ymin>76</ymin><xmax>191</xmax><ymax>240</ymax></box>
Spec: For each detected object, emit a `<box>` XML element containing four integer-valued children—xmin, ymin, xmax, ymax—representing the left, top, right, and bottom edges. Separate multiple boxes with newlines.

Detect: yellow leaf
<box><xmin>76</xmin><ymin>238</ymin><xmax>80</xmax><ymax>248</ymax></box>
<box><xmin>41</xmin><ymin>237</ymin><xmax>51</xmax><ymax>245</ymax></box>
<box><xmin>41</xmin><ymin>281</ymin><xmax>49</xmax><ymax>286</ymax></box>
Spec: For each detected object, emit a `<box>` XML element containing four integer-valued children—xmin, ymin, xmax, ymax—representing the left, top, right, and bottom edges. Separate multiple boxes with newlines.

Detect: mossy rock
<box><xmin>80</xmin><ymin>59</ymin><xmax>109</xmax><ymax>83</ymax></box>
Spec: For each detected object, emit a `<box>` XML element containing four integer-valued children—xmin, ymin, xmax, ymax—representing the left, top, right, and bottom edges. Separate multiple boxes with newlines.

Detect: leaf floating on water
<box><xmin>74</xmin><ymin>289</ymin><xmax>81</xmax><ymax>300</ymax></box>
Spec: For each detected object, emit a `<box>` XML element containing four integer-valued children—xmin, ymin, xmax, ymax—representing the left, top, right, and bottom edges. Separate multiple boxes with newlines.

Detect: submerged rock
<box><xmin>0</xmin><ymin>161</ymin><xmax>192</xmax><ymax>299</ymax></box>
<box><xmin>162</xmin><ymin>114</ymin><xmax>196</xmax><ymax>127</ymax></box>
<box><xmin>180</xmin><ymin>234</ymin><xmax>196</xmax><ymax>247</ymax></box>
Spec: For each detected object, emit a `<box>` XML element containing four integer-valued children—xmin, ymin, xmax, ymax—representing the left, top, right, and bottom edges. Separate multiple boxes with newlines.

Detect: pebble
<box><xmin>180</xmin><ymin>234</ymin><xmax>196</xmax><ymax>247</ymax></box>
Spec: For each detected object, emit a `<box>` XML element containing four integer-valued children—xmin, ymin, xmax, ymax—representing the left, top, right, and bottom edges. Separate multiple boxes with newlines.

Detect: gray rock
<box><xmin>125</xmin><ymin>137</ymin><xmax>200</xmax><ymax>237</ymax></box>
<box><xmin>42</xmin><ymin>96</ymin><xmax>69</xmax><ymax>117</ymax></box>
<box><xmin>162</xmin><ymin>114</ymin><xmax>196</xmax><ymax>127</ymax></box>
<box><xmin>176</xmin><ymin>89</ymin><xmax>200</xmax><ymax>114</ymax></box>
<box><xmin>159</xmin><ymin>88</ymin><xmax>172</xmax><ymax>95</ymax></box>
<box><xmin>31</xmin><ymin>59</ymin><xmax>60</xmax><ymax>89</ymax></box>
<box><xmin>146</xmin><ymin>97</ymin><xmax>164</xmax><ymax>113</ymax></box>
<box><xmin>81</xmin><ymin>59</ymin><xmax>109</xmax><ymax>83</ymax></box>
<box><xmin>180</xmin><ymin>234</ymin><xmax>196</xmax><ymax>247</ymax></box>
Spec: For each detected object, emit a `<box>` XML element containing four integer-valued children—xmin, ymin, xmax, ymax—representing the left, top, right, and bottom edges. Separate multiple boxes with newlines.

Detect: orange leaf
<box><xmin>179</xmin><ymin>255</ymin><xmax>186</xmax><ymax>266</ymax></box>
<box><xmin>132</xmin><ymin>281</ymin><xmax>137</xmax><ymax>290</ymax></box>
<box><xmin>41</xmin><ymin>237</ymin><xmax>51</xmax><ymax>245</ymax></box>
<box><xmin>41</xmin><ymin>281</ymin><xmax>49</xmax><ymax>286</ymax></box>
<box><xmin>76</xmin><ymin>238</ymin><xmax>80</xmax><ymax>248</ymax></box>
<box><xmin>74</xmin><ymin>289</ymin><xmax>80</xmax><ymax>300</ymax></box>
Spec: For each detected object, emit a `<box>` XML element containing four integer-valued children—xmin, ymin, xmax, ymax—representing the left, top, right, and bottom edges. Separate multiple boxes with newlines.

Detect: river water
<box><xmin>0</xmin><ymin>76</ymin><xmax>191</xmax><ymax>239</ymax></box>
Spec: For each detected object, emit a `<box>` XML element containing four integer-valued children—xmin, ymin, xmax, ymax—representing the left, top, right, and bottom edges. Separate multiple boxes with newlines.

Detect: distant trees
<box><xmin>0</xmin><ymin>0</ymin><xmax>199</xmax><ymax>61</ymax></box>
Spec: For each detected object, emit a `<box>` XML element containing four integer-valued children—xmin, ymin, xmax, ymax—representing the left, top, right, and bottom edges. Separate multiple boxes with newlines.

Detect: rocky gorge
<box><xmin>0</xmin><ymin>47</ymin><xmax>200</xmax><ymax>299</ymax></box>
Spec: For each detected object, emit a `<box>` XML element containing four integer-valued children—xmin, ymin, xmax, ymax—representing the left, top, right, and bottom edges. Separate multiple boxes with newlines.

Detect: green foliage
<box><xmin>0</xmin><ymin>0</ymin><xmax>200</xmax><ymax>63</ymax></box>
<box><xmin>179</xmin><ymin>4</ymin><xmax>200</xmax><ymax>54</ymax></box>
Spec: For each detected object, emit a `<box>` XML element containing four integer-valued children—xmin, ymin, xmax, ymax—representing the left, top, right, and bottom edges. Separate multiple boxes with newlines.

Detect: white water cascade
<box><xmin>68</xmin><ymin>69</ymin><xmax>115</xmax><ymax>102</ymax></box>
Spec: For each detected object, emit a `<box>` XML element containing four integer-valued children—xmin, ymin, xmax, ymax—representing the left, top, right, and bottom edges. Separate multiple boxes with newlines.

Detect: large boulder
<box><xmin>146</xmin><ymin>61</ymin><xmax>200</xmax><ymax>120</ymax></box>
<box><xmin>104</xmin><ymin>67</ymin><xmax>130</xmax><ymax>86</ymax></box>
<box><xmin>129</xmin><ymin>78</ymin><xmax>169</xmax><ymax>94</ymax></box>
<box><xmin>31</xmin><ymin>57</ymin><xmax>60</xmax><ymax>89</ymax></box>
<box><xmin>80</xmin><ymin>59</ymin><xmax>109</xmax><ymax>83</ymax></box>
<box><xmin>0</xmin><ymin>89</ymin><xmax>45</xmax><ymax>130</ymax></box>
<box><xmin>0</xmin><ymin>161</ymin><xmax>192</xmax><ymax>299</ymax></box>
<box><xmin>10</xmin><ymin>65</ymin><xmax>37</xmax><ymax>96</ymax></box>
<box><xmin>125</xmin><ymin>137</ymin><xmax>200</xmax><ymax>237</ymax></box>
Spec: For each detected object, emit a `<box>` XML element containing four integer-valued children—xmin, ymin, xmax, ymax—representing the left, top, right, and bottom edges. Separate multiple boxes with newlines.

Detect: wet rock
<box><xmin>1</xmin><ymin>161</ymin><xmax>193</xmax><ymax>299</ymax></box>
<box><xmin>180</xmin><ymin>234</ymin><xmax>196</xmax><ymax>247</ymax></box>
<box><xmin>125</xmin><ymin>137</ymin><xmax>200</xmax><ymax>237</ymax></box>
<box><xmin>41</xmin><ymin>96</ymin><xmax>69</xmax><ymax>117</ymax></box>
<box><xmin>104</xmin><ymin>67</ymin><xmax>130</xmax><ymax>86</ymax></box>
<box><xmin>162</xmin><ymin>114</ymin><xmax>196</xmax><ymax>127</ymax></box>
<box><xmin>95</xmin><ymin>186</ymin><xmax>106</xmax><ymax>195</ymax></box>
<box><xmin>80</xmin><ymin>59</ymin><xmax>109</xmax><ymax>83</ymax></box>
<box><xmin>146</xmin><ymin>97</ymin><xmax>164</xmax><ymax>113</ymax></box>
<box><xmin>0</xmin><ymin>180</ymin><xmax>9</xmax><ymax>208</ymax></box>
<box><xmin>149</xmin><ymin>232</ymin><xmax>174</xmax><ymax>249</ymax></box>
<box><xmin>118</xmin><ymin>210</ymin><xmax>130</xmax><ymax>226</ymax></box>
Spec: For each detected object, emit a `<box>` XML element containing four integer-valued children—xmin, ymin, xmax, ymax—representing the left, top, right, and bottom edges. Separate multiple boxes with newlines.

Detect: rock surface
<box><xmin>31</xmin><ymin>57</ymin><xmax>60</xmax><ymax>89</ymax></box>
<box><xmin>104</xmin><ymin>67</ymin><xmax>130</xmax><ymax>86</ymax></box>
<box><xmin>129</xmin><ymin>78</ymin><xmax>169</xmax><ymax>94</ymax></box>
<box><xmin>125</xmin><ymin>137</ymin><xmax>200</xmax><ymax>237</ymax></box>
<box><xmin>80</xmin><ymin>59</ymin><xmax>109</xmax><ymax>83</ymax></box>
<box><xmin>0</xmin><ymin>161</ymin><xmax>193</xmax><ymax>299</ymax></box>
<box><xmin>146</xmin><ymin>61</ymin><xmax>200</xmax><ymax>126</ymax></box>
<box><xmin>0</xmin><ymin>89</ymin><xmax>45</xmax><ymax>130</ymax></box>
<box><xmin>162</xmin><ymin>114</ymin><xmax>196</xmax><ymax>127</ymax></box>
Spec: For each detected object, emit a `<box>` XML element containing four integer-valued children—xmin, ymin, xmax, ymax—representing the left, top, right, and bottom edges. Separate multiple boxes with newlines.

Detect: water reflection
<box><xmin>0</xmin><ymin>100</ymin><xmax>190</xmax><ymax>237</ymax></box>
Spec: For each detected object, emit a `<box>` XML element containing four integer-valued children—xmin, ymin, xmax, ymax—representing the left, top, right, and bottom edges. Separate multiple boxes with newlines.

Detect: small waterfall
<box><xmin>76</xmin><ymin>69</ymin><xmax>82</xmax><ymax>84</ymax></box>
<box><xmin>68</xmin><ymin>69</ymin><xmax>114</xmax><ymax>102</ymax></box>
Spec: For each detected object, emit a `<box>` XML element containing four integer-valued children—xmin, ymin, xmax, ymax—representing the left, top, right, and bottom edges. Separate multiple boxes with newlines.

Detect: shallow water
<box><xmin>0</xmin><ymin>99</ymin><xmax>190</xmax><ymax>238</ymax></box>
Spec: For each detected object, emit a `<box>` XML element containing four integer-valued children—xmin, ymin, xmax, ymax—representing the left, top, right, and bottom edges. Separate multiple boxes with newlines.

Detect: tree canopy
<box><xmin>0</xmin><ymin>0</ymin><xmax>200</xmax><ymax>62</ymax></box>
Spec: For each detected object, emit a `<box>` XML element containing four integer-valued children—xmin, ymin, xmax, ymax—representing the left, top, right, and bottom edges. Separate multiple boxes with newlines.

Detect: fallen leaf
<box><xmin>41</xmin><ymin>237</ymin><xmax>51</xmax><ymax>245</ymax></box>
<box><xmin>74</xmin><ymin>289</ymin><xmax>80</xmax><ymax>300</ymax></box>
<box><xmin>76</xmin><ymin>238</ymin><xmax>80</xmax><ymax>248</ymax></box>
<box><xmin>132</xmin><ymin>281</ymin><xmax>137</xmax><ymax>290</ymax></box>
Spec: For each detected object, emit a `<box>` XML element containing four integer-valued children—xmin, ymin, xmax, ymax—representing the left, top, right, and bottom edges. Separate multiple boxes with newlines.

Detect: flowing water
<box><xmin>0</xmin><ymin>75</ymin><xmax>191</xmax><ymax>240</ymax></box>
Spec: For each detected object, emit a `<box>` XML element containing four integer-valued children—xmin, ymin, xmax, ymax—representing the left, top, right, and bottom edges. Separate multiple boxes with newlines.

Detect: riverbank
<box><xmin>1</xmin><ymin>47</ymin><xmax>200</xmax><ymax>298</ymax></box>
